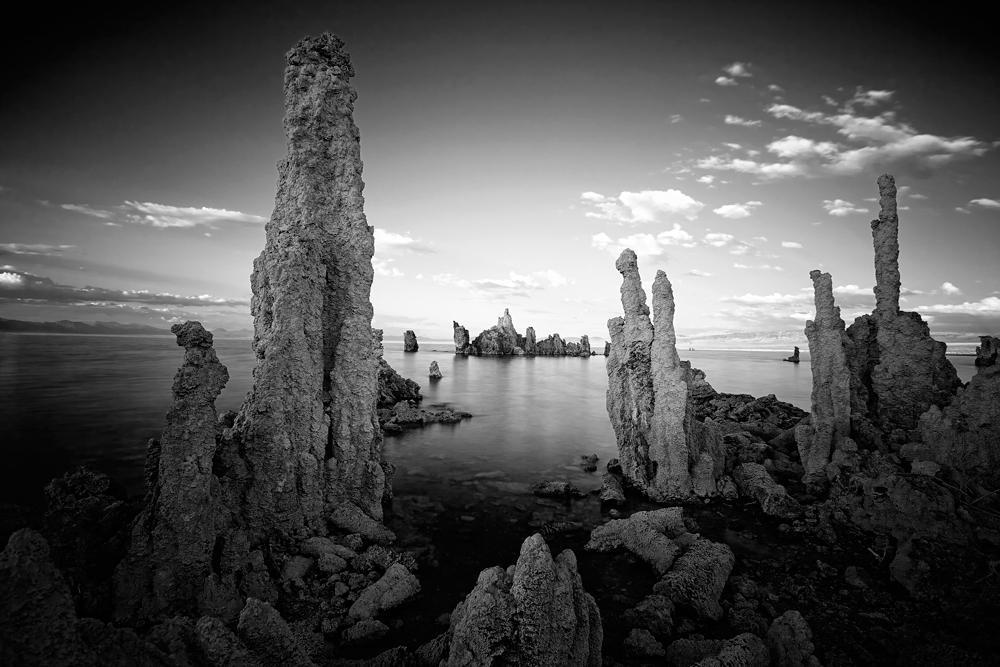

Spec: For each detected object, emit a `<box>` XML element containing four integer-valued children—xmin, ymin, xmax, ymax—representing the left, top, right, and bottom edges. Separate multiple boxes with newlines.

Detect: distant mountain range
<box><xmin>0</xmin><ymin>318</ymin><xmax>254</xmax><ymax>339</ymax></box>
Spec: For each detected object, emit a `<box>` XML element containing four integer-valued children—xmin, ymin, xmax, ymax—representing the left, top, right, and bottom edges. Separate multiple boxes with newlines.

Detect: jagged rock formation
<box><xmin>231</xmin><ymin>33</ymin><xmax>385</xmax><ymax>534</ymax></box>
<box><xmin>844</xmin><ymin>175</ymin><xmax>962</xmax><ymax>446</ymax></box>
<box><xmin>115</xmin><ymin>322</ymin><xmax>237</xmax><ymax>623</ymax></box>
<box><xmin>428</xmin><ymin>361</ymin><xmax>442</xmax><ymax>379</ymax></box>
<box><xmin>796</xmin><ymin>271</ymin><xmax>853</xmax><ymax>485</ymax></box>
<box><xmin>452</xmin><ymin>321</ymin><xmax>471</xmax><ymax>354</ymax></box>
<box><xmin>377</xmin><ymin>356</ymin><xmax>422</xmax><ymax>408</ymax></box>
<box><xmin>603</xmin><ymin>341</ymin><xmax>610</xmax><ymax>356</ymax></box>
<box><xmin>445</xmin><ymin>533</ymin><xmax>602</xmax><ymax>666</ymax></box>
<box><xmin>453</xmin><ymin>309</ymin><xmax>594</xmax><ymax>357</ymax></box>
<box><xmin>605</xmin><ymin>249</ymin><xmax>724</xmax><ymax>501</ymax></box>
<box><xmin>403</xmin><ymin>330</ymin><xmax>418</xmax><ymax>352</ymax></box>
<box><xmin>783</xmin><ymin>346</ymin><xmax>800</xmax><ymax>363</ymax></box>
<box><xmin>904</xmin><ymin>336</ymin><xmax>1000</xmax><ymax>483</ymax></box>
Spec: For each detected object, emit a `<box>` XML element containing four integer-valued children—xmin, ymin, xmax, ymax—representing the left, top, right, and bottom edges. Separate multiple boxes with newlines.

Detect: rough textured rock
<box><xmin>624</xmin><ymin>628</ymin><xmax>664</xmax><ymax>658</ymax></box>
<box><xmin>237</xmin><ymin>598</ymin><xmax>315</xmax><ymax>667</ymax></box>
<box><xmin>767</xmin><ymin>610</ymin><xmax>817</xmax><ymax>667</ymax></box>
<box><xmin>403</xmin><ymin>330</ymin><xmax>418</xmax><ymax>352</ymax></box>
<box><xmin>525</xmin><ymin>326</ymin><xmax>537</xmax><ymax>355</ymax></box>
<box><xmin>605</xmin><ymin>249</ymin><xmax>724</xmax><ymax>501</ymax></box>
<box><xmin>696</xmin><ymin>633</ymin><xmax>770</xmax><ymax>667</ymax></box>
<box><xmin>652</xmin><ymin>538</ymin><xmax>735</xmax><ymax>620</ymax></box>
<box><xmin>377</xmin><ymin>355</ymin><xmax>422</xmax><ymax>408</ymax></box>
<box><xmin>42</xmin><ymin>466</ymin><xmax>134</xmax><ymax>619</ymax></box>
<box><xmin>622</xmin><ymin>594</ymin><xmax>675</xmax><ymax>637</ymax></box>
<box><xmin>599</xmin><ymin>473</ymin><xmax>626</xmax><ymax>506</ymax></box>
<box><xmin>330</xmin><ymin>503</ymin><xmax>396</xmax><ymax>546</ymax></box>
<box><xmin>428</xmin><ymin>361</ymin><xmax>442</xmax><ymax>380</ymax></box>
<box><xmin>115</xmin><ymin>321</ymin><xmax>236</xmax><ymax>623</ymax></box>
<box><xmin>799</xmin><ymin>270</ymin><xmax>853</xmax><ymax>485</ymax></box>
<box><xmin>844</xmin><ymin>175</ymin><xmax>961</xmax><ymax>444</ymax></box>
<box><xmin>907</xmin><ymin>336</ymin><xmax>1000</xmax><ymax>482</ymax></box>
<box><xmin>232</xmin><ymin>32</ymin><xmax>386</xmax><ymax>533</ymax></box>
<box><xmin>2</xmin><ymin>529</ymin><xmax>174</xmax><ymax>667</ymax></box>
<box><xmin>470</xmin><ymin>308</ymin><xmax>524</xmax><ymax>356</ymax></box>
<box><xmin>348</xmin><ymin>563</ymin><xmax>421</xmax><ymax>620</ymax></box>
<box><xmin>784</xmin><ymin>346</ymin><xmax>800</xmax><ymax>363</ymax></box>
<box><xmin>194</xmin><ymin>615</ymin><xmax>263</xmax><ymax>667</ymax></box>
<box><xmin>1</xmin><ymin>529</ymin><xmax>92</xmax><ymax>666</ymax></box>
<box><xmin>585</xmin><ymin>509</ymin><xmax>682</xmax><ymax>575</ymax></box>
<box><xmin>445</xmin><ymin>533</ymin><xmax>602</xmax><ymax>667</ymax></box>
<box><xmin>531</xmin><ymin>481</ymin><xmax>587</xmax><ymax>498</ymax></box>
<box><xmin>731</xmin><ymin>463</ymin><xmax>802</xmax><ymax>519</ymax></box>
<box><xmin>453</xmin><ymin>321</ymin><xmax>471</xmax><ymax>354</ymax></box>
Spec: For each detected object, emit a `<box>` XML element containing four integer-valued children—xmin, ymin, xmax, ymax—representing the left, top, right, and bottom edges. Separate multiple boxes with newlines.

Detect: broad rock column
<box><xmin>234</xmin><ymin>33</ymin><xmax>384</xmax><ymax>533</ymax></box>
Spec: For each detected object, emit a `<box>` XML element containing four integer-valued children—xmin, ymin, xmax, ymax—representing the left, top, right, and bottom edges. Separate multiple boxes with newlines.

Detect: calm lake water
<box><xmin>0</xmin><ymin>333</ymin><xmax>977</xmax><ymax>507</ymax></box>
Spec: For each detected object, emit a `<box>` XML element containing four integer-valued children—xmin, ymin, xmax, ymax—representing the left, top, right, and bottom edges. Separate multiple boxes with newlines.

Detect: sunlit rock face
<box><xmin>845</xmin><ymin>175</ymin><xmax>962</xmax><ymax>446</ymax></box>
<box><xmin>445</xmin><ymin>533</ymin><xmax>602</xmax><ymax>667</ymax></box>
<box><xmin>234</xmin><ymin>32</ymin><xmax>384</xmax><ymax>530</ymax></box>
<box><xmin>453</xmin><ymin>321</ymin><xmax>471</xmax><ymax>353</ymax></box>
<box><xmin>605</xmin><ymin>249</ymin><xmax>724</xmax><ymax>501</ymax></box>
<box><xmin>797</xmin><ymin>270</ymin><xmax>854</xmax><ymax>485</ymax></box>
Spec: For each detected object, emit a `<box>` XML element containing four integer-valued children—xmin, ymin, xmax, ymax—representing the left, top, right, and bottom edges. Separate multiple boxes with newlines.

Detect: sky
<box><xmin>1</xmin><ymin>1</ymin><xmax>998</xmax><ymax>342</ymax></box>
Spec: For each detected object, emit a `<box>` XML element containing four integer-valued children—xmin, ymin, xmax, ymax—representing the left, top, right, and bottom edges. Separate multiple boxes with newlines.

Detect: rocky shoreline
<box><xmin>2</xmin><ymin>32</ymin><xmax>998</xmax><ymax>667</ymax></box>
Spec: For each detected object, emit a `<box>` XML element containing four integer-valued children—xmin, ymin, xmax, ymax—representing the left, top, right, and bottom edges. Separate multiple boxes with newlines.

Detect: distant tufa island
<box><xmin>453</xmin><ymin>308</ymin><xmax>602</xmax><ymax>357</ymax></box>
<box><xmin>0</xmin><ymin>317</ymin><xmax>253</xmax><ymax>338</ymax></box>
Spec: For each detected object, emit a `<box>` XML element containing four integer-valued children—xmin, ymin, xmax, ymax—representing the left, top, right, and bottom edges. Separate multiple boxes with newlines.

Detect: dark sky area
<box><xmin>1</xmin><ymin>1</ymin><xmax>997</xmax><ymax>337</ymax></box>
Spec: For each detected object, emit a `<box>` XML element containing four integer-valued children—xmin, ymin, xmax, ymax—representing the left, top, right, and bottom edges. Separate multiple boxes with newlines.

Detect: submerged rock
<box><xmin>531</xmin><ymin>481</ymin><xmax>588</xmax><ymax>499</ymax></box>
<box><xmin>403</xmin><ymin>330</ymin><xmax>419</xmax><ymax>352</ymax></box>
<box><xmin>445</xmin><ymin>533</ymin><xmax>602</xmax><ymax>666</ymax></box>
<box><xmin>605</xmin><ymin>249</ymin><xmax>724</xmax><ymax>501</ymax></box>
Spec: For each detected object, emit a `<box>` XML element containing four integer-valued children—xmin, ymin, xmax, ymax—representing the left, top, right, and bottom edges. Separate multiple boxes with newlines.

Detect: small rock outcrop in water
<box><xmin>403</xmin><ymin>329</ymin><xmax>418</xmax><ymax>352</ymax></box>
<box><xmin>453</xmin><ymin>309</ymin><xmax>594</xmax><ymax>357</ymax></box>
<box><xmin>445</xmin><ymin>533</ymin><xmax>602</xmax><ymax>666</ymax></box>
<box><xmin>783</xmin><ymin>346</ymin><xmax>800</xmax><ymax>363</ymax></box>
<box><xmin>605</xmin><ymin>249</ymin><xmax>725</xmax><ymax>501</ymax></box>
<box><xmin>115</xmin><ymin>322</ymin><xmax>233</xmax><ymax>622</ymax></box>
<box><xmin>429</xmin><ymin>360</ymin><xmax>442</xmax><ymax>379</ymax></box>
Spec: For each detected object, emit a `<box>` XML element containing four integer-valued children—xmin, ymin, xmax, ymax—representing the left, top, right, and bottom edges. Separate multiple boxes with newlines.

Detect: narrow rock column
<box><xmin>799</xmin><ymin>271</ymin><xmax>852</xmax><ymax>482</ymax></box>
<box><xmin>403</xmin><ymin>330</ymin><xmax>418</xmax><ymax>352</ymax></box>
<box><xmin>115</xmin><ymin>322</ymin><xmax>233</xmax><ymax>622</ymax></box>
<box><xmin>525</xmin><ymin>326</ymin><xmax>537</xmax><ymax>355</ymax></box>
<box><xmin>650</xmin><ymin>271</ymin><xmax>693</xmax><ymax>498</ymax></box>
<box><xmin>453</xmin><ymin>321</ymin><xmax>470</xmax><ymax>354</ymax></box>
<box><xmin>234</xmin><ymin>33</ymin><xmax>384</xmax><ymax>532</ymax></box>
<box><xmin>872</xmin><ymin>174</ymin><xmax>900</xmax><ymax>317</ymax></box>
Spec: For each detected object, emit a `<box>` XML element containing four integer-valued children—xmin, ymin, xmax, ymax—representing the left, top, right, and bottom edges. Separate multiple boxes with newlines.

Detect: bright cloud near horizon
<box><xmin>1</xmin><ymin>3</ymin><xmax>998</xmax><ymax>341</ymax></box>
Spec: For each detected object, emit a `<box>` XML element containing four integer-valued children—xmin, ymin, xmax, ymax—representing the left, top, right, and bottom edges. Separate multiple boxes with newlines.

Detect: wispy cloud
<box><xmin>373</xmin><ymin>228</ymin><xmax>434</xmax><ymax>255</ymax></box>
<box><xmin>702</xmin><ymin>232</ymin><xmax>734</xmax><ymax>247</ymax></box>
<box><xmin>59</xmin><ymin>201</ymin><xmax>267</xmax><ymax>228</ymax></box>
<box><xmin>715</xmin><ymin>76</ymin><xmax>737</xmax><ymax>87</ymax></box>
<box><xmin>592</xmin><ymin>224</ymin><xmax>695</xmax><ymax>258</ymax></box>
<box><xmin>431</xmin><ymin>269</ymin><xmax>574</xmax><ymax>300</ymax></box>
<box><xmin>916</xmin><ymin>297</ymin><xmax>1000</xmax><ymax>316</ymax></box>
<box><xmin>781</xmin><ymin>241</ymin><xmax>803</xmax><ymax>248</ymax></box>
<box><xmin>696</xmin><ymin>90</ymin><xmax>989</xmax><ymax>179</ymax></box>
<box><xmin>823</xmin><ymin>199</ymin><xmax>869</xmax><ymax>216</ymax></box>
<box><xmin>687</xmin><ymin>269</ymin><xmax>712</xmax><ymax>277</ymax></box>
<box><xmin>0</xmin><ymin>269</ymin><xmax>249</xmax><ymax>307</ymax></box>
<box><xmin>0</xmin><ymin>243</ymin><xmax>76</xmax><ymax>256</ymax></box>
<box><xmin>969</xmin><ymin>198</ymin><xmax>1000</xmax><ymax>210</ymax></box>
<box><xmin>713</xmin><ymin>200</ymin><xmax>762</xmax><ymax>219</ymax></box>
<box><xmin>723</xmin><ymin>62</ymin><xmax>752</xmax><ymax>78</ymax></box>
<box><xmin>724</xmin><ymin>115</ymin><xmax>761</xmax><ymax>127</ymax></box>
<box><xmin>581</xmin><ymin>190</ymin><xmax>705</xmax><ymax>223</ymax></box>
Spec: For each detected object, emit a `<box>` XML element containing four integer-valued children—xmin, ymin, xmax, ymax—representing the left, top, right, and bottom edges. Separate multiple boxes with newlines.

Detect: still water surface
<box><xmin>0</xmin><ymin>333</ymin><xmax>977</xmax><ymax>507</ymax></box>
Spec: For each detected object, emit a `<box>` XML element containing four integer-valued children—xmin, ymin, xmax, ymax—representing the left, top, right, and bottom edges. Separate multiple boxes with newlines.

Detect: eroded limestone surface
<box><xmin>606</xmin><ymin>249</ymin><xmax>724</xmax><ymax>501</ymax></box>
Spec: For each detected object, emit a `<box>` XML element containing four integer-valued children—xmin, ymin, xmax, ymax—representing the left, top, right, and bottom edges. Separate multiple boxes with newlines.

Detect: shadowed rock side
<box><xmin>452</xmin><ymin>321</ymin><xmax>470</xmax><ymax>354</ymax></box>
<box><xmin>796</xmin><ymin>271</ymin><xmax>853</xmax><ymax>486</ymax></box>
<box><xmin>445</xmin><ymin>533</ymin><xmax>602</xmax><ymax>667</ymax></box>
<box><xmin>845</xmin><ymin>174</ymin><xmax>961</xmax><ymax>445</ymax></box>
<box><xmin>906</xmin><ymin>336</ymin><xmax>1000</xmax><ymax>483</ymax></box>
<box><xmin>403</xmin><ymin>330</ymin><xmax>418</xmax><ymax>352</ymax></box>
<box><xmin>606</xmin><ymin>250</ymin><xmax>724</xmax><ymax>501</ymax></box>
<box><xmin>115</xmin><ymin>322</ymin><xmax>237</xmax><ymax>624</ymax></box>
<box><xmin>232</xmin><ymin>32</ymin><xmax>385</xmax><ymax>531</ymax></box>
<box><xmin>783</xmin><ymin>346</ymin><xmax>800</xmax><ymax>363</ymax></box>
